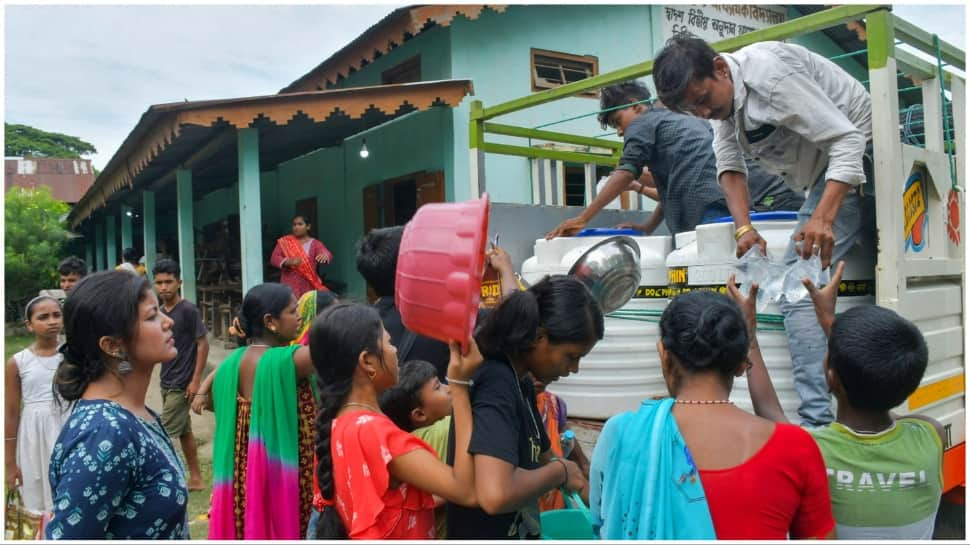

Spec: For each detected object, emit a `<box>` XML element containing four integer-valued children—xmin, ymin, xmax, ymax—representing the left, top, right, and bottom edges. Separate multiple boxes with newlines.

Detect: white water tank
<box><xmin>522</xmin><ymin>229</ymin><xmax>673</xmax><ymax>418</ymax></box>
<box><xmin>665</xmin><ymin>213</ymin><xmax>876</xmax><ymax>417</ymax></box>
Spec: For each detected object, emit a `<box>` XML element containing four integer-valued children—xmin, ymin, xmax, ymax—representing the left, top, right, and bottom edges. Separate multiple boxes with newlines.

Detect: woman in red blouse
<box><xmin>606</xmin><ymin>290</ymin><xmax>836</xmax><ymax>539</ymax></box>
<box><xmin>270</xmin><ymin>215</ymin><xmax>332</xmax><ymax>299</ymax></box>
<box><xmin>307</xmin><ymin>303</ymin><xmax>483</xmax><ymax>539</ymax></box>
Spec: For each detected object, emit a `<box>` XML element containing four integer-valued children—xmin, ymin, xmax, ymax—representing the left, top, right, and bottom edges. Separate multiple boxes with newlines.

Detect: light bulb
<box><xmin>359</xmin><ymin>139</ymin><xmax>369</xmax><ymax>159</ymax></box>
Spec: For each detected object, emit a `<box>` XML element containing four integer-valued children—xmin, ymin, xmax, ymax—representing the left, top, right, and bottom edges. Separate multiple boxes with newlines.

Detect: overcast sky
<box><xmin>4</xmin><ymin>3</ymin><xmax>966</xmax><ymax>171</ymax></box>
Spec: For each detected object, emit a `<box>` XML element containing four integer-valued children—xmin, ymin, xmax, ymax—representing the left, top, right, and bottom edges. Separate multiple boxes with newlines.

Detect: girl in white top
<box><xmin>5</xmin><ymin>295</ymin><xmax>69</xmax><ymax>514</ymax></box>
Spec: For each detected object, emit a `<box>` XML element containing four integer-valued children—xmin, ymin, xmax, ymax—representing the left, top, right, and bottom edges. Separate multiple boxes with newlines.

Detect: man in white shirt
<box><xmin>652</xmin><ymin>37</ymin><xmax>876</xmax><ymax>427</ymax></box>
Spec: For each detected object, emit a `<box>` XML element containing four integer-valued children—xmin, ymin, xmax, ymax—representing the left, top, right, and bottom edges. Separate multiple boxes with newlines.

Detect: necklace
<box><xmin>674</xmin><ymin>399</ymin><xmax>734</xmax><ymax>405</ymax></box>
<box><xmin>247</xmin><ymin>343</ymin><xmax>271</xmax><ymax>348</ymax></box>
<box><xmin>505</xmin><ymin>356</ymin><xmax>542</xmax><ymax>440</ymax></box>
<box><xmin>342</xmin><ymin>401</ymin><xmax>380</xmax><ymax>413</ymax></box>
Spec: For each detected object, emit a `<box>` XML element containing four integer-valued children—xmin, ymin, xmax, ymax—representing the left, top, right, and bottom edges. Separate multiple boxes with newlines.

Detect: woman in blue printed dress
<box><xmin>46</xmin><ymin>270</ymin><xmax>190</xmax><ymax>539</ymax></box>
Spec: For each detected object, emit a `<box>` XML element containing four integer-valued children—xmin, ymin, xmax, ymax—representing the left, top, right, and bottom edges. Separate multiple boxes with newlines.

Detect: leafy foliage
<box><xmin>4</xmin><ymin>123</ymin><xmax>97</xmax><ymax>158</ymax></box>
<box><xmin>4</xmin><ymin>186</ymin><xmax>70</xmax><ymax>320</ymax></box>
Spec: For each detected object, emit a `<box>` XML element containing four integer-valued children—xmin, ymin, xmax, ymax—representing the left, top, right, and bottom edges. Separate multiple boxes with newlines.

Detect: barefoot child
<box><xmin>153</xmin><ymin>258</ymin><xmax>208</xmax><ymax>491</ymax></box>
<box><xmin>5</xmin><ymin>296</ymin><xmax>69</xmax><ymax>516</ymax></box>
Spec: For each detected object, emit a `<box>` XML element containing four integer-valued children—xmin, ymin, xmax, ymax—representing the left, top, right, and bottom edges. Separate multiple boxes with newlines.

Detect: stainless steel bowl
<box><xmin>567</xmin><ymin>236</ymin><xmax>641</xmax><ymax>314</ymax></box>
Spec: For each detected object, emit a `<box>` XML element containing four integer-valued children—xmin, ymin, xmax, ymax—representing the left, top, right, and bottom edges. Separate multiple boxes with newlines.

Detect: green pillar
<box><xmin>94</xmin><ymin>221</ymin><xmax>105</xmax><ymax>271</ymax></box>
<box><xmin>143</xmin><ymin>191</ymin><xmax>157</xmax><ymax>283</ymax></box>
<box><xmin>105</xmin><ymin>215</ymin><xmax>117</xmax><ymax>269</ymax></box>
<box><xmin>237</xmin><ymin>128</ymin><xmax>264</xmax><ymax>293</ymax></box>
<box><xmin>176</xmin><ymin>169</ymin><xmax>197</xmax><ymax>303</ymax></box>
<box><xmin>121</xmin><ymin>205</ymin><xmax>133</xmax><ymax>252</ymax></box>
<box><xmin>85</xmin><ymin>226</ymin><xmax>94</xmax><ymax>272</ymax></box>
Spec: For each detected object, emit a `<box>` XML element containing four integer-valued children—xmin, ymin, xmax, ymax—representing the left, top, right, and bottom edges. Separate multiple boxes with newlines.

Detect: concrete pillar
<box><xmin>237</xmin><ymin>128</ymin><xmax>263</xmax><ymax>293</ymax></box>
<box><xmin>84</xmin><ymin>225</ymin><xmax>94</xmax><ymax>272</ymax></box>
<box><xmin>176</xmin><ymin>169</ymin><xmax>197</xmax><ymax>303</ymax></box>
<box><xmin>143</xmin><ymin>191</ymin><xmax>157</xmax><ymax>282</ymax></box>
<box><xmin>105</xmin><ymin>215</ymin><xmax>117</xmax><ymax>269</ymax></box>
<box><xmin>121</xmin><ymin>205</ymin><xmax>134</xmax><ymax>252</ymax></box>
<box><xmin>94</xmin><ymin>221</ymin><xmax>105</xmax><ymax>271</ymax></box>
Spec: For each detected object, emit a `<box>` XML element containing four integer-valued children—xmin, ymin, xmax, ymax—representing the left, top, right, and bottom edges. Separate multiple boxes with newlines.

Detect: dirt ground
<box><xmin>151</xmin><ymin>334</ymin><xmax>963</xmax><ymax>540</ymax></box>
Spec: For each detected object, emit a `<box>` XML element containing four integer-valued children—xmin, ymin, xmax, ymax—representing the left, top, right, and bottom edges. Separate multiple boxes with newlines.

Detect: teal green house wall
<box><xmin>446</xmin><ymin>5</ymin><xmax>652</xmax><ymax>203</ymax></box>
<box><xmin>273</xmin><ymin>106</ymin><xmax>454</xmax><ymax>296</ymax></box>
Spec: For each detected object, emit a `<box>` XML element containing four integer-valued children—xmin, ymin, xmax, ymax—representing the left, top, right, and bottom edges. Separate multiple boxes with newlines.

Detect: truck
<box><xmin>467</xmin><ymin>5</ymin><xmax>966</xmax><ymax>501</ymax></box>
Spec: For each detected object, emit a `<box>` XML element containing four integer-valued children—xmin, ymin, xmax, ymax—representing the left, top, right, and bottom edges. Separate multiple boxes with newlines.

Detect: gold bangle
<box><xmin>734</xmin><ymin>224</ymin><xmax>756</xmax><ymax>241</ymax></box>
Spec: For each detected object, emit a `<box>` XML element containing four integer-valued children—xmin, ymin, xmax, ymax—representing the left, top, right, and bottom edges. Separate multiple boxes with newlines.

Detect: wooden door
<box><xmin>415</xmin><ymin>171</ymin><xmax>445</xmax><ymax>208</ymax></box>
<box><xmin>363</xmin><ymin>184</ymin><xmax>381</xmax><ymax>235</ymax></box>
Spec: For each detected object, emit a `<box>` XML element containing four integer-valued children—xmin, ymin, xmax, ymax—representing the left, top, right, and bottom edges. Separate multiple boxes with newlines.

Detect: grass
<box><xmin>4</xmin><ymin>334</ymin><xmax>33</xmax><ymax>361</ymax></box>
<box><xmin>186</xmin><ymin>456</ymin><xmax>213</xmax><ymax>538</ymax></box>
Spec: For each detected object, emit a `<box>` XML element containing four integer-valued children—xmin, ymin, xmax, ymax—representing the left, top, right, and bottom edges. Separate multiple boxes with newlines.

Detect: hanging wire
<box><xmin>829</xmin><ymin>48</ymin><xmax>868</xmax><ymax>61</ymax></box>
<box><xmin>533</xmin><ymin>98</ymin><xmax>656</xmax><ymax>130</ymax></box>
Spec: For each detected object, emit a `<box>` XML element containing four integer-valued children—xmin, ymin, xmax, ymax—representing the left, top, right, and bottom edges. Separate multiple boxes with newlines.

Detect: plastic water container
<box><xmin>522</xmin><ymin>231</ymin><xmax>673</xmax><ymax>419</ymax></box>
<box><xmin>560</xmin><ymin>429</ymin><xmax>576</xmax><ymax>458</ymax></box>
<box><xmin>396</xmin><ymin>194</ymin><xmax>490</xmax><ymax>346</ymax></box>
<box><xmin>665</xmin><ymin>213</ymin><xmax>876</xmax><ymax>417</ymax></box>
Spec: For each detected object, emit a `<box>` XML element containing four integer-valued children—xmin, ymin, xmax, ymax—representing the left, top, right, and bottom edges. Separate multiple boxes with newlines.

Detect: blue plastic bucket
<box><xmin>705</xmin><ymin>211</ymin><xmax>798</xmax><ymax>224</ymax></box>
<box><xmin>576</xmin><ymin>227</ymin><xmax>643</xmax><ymax>237</ymax></box>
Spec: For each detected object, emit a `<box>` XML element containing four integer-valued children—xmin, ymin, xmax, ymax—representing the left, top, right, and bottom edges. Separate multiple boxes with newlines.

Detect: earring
<box><xmin>116</xmin><ymin>351</ymin><xmax>132</xmax><ymax>375</ymax></box>
<box><xmin>367</xmin><ymin>370</ymin><xmax>376</xmax><ymax>380</ymax></box>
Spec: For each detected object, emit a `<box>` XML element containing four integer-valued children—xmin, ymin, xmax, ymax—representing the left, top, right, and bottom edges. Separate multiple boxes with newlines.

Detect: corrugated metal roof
<box><xmin>4</xmin><ymin>157</ymin><xmax>95</xmax><ymax>203</ymax></box>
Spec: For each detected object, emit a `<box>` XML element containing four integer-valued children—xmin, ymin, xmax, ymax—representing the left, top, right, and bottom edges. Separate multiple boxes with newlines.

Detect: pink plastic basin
<box><xmin>396</xmin><ymin>193</ymin><xmax>490</xmax><ymax>346</ymax></box>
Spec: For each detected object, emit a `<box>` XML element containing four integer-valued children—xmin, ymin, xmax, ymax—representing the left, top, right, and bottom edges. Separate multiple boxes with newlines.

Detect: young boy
<box><xmin>57</xmin><ymin>256</ymin><xmax>88</xmax><ymax>293</ymax></box>
<box><xmin>380</xmin><ymin>360</ymin><xmax>455</xmax><ymax>538</ymax></box>
<box><xmin>152</xmin><ymin>258</ymin><xmax>208</xmax><ymax>491</ymax></box>
<box><xmin>729</xmin><ymin>263</ymin><xmax>944</xmax><ymax>539</ymax></box>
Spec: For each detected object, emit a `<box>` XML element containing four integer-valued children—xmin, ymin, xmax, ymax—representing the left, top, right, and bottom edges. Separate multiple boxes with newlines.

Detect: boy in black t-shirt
<box><xmin>153</xmin><ymin>258</ymin><xmax>208</xmax><ymax>491</ymax></box>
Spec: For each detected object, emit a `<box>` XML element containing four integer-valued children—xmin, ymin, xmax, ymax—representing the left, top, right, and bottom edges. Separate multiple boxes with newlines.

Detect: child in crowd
<box><xmin>57</xmin><ymin>256</ymin><xmax>87</xmax><ymax>293</ymax></box>
<box><xmin>5</xmin><ymin>296</ymin><xmax>68</xmax><ymax>516</ymax></box>
<box><xmin>532</xmin><ymin>375</ymin><xmax>590</xmax><ymax>512</ymax></box>
<box><xmin>357</xmin><ymin>226</ymin><xmax>452</xmax><ymax>379</ymax></box>
<box><xmin>116</xmin><ymin>247</ymin><xmax>141</xmax><ymax>275</ymax></box>
<box><xmin>308</xmin><ymin>303</ymin><xmax>483</xmax><ymax>539</ymax></box>
<box><xmin>380</xmin><ymin>360</ymin><xmax>455</xmax><ymax>538</ymax></box>
<box><xmin>447</xmin><ymin>275</ymin><xmax>596</xmax><ymax>539</ymax></box>
<box><xmin>153</xmin><ymin>258</ymin><xmax>208</xmax><ymax>491</ymax></box>
<box><xmin>728</xmin><ymin>263</ymin><xmax>945</xmax><ymax>539</ymax></box>
<box><xmin>47</xmin><ymin>271</ymin><xmax>189</xmax><ymax>539</ymax></box>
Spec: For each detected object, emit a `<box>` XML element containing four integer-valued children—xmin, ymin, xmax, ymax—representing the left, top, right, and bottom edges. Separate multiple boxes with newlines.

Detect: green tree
<box><xmin>4</xmin><ymin>186</ymin><xmax>71</xmax><ymax>320</ymax></box>
<box><xmin>4</xmin><ymin>123</ymin><xmax>97</xmax><ymax>158</ymax></box>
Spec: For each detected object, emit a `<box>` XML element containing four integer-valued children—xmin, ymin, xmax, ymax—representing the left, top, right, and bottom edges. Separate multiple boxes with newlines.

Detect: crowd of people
<box><xmin>4</xmin><ymin>35</ymin><xmax>949</xmax><ymax>541</ymax></box>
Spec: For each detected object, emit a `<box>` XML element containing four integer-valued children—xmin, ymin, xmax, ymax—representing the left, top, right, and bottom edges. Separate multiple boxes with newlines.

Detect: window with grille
<box><xmin>531</xmin><ymin>48</ymin><xmax>598</xmax><ymax>97</ymax></box>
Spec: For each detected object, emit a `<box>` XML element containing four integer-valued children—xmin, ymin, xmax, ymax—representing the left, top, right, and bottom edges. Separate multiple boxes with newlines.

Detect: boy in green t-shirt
<box><xmin>728</xmin><ymin>262</ymin><xmax>945</xmax><ymax>539</ymax></box>
<box><xmin>380</xmin><ymin>360</ymin><xmax>454</xmax><ymax>538</ymax></box>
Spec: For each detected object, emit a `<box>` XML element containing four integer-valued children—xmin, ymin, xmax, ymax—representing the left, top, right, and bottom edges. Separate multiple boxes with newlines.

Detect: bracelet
<box><xmin>734</xmin><ymin>224</ymin><xmax>756</xmax><ymax>241</ymax></box>
<box><xmin>194</xmin><ymin>393</ymin><xmax>208</xmax><ymax>399</ymax></box>
<box><xmin>5</xmin><ymin>437</ymin><xmax>16</xmax><ymax>441</ymax></box>
<box><xmin>551</xmin><ymin>457</ymin><xmax>569</xmax><ymax>486</ymax></box>
<box><xmin>446</xmin><ymin>377</ymin><xmax>473</xmax><ymax>388</ymax></box>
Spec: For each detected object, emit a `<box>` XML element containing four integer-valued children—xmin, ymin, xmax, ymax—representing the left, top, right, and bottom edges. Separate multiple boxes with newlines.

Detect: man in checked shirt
<box><xmin>652</xmin><ymin>36</ymin><xmax>877</xmax><ymax>428</ymax></box>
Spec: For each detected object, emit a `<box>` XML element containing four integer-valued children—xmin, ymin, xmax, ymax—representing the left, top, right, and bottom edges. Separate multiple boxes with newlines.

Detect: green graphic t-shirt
<box><xmin>810</xmin><ymin>418</ymin><xmax>943</xmax><ymax>539</ymax></box>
